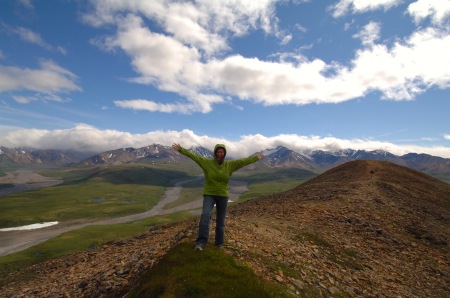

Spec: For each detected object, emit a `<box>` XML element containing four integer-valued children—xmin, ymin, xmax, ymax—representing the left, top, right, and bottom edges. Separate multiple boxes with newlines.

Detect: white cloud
<box><xmin>85</xmin><ymin>0</ymin><xmax>280</xmax><ymax>113</ymax></box>
<box><xmin>295</xmin><ymin>23</ymin><xmax>307</xmax><ymax>33</ymax></box>
<box><xmin>12</xmin><ymin>95</ymin><xmax>33</xmax><ymax>104</ymax></box>
<box><xmin>444</xmin><ymin>134</ymin><xmax>450</xmax><ymax>140</ymax></box>
<box><xmin>346</xmin><ymin>26</ymin><xmax>450</xmax><ymax>100</ymax></box>
<box><xmin>0</xmin><ymin>60</ymin><xmax>81</xmax><ymax>96</ymax></box>
<box><xmin>330</xmin><ymin>0</ymin><xmax>400</xmax><ymax>18</ymax></box>
<box><xmin>114</xmin><ymin>99</ymin><xmax>200</xmax><ymax>114</ymax></box>
<box><xmin>207</xmin><ymin>55</ymin><xmax>346</xmax><ymax>105</ymax></box>
<box><xmin>421</xmin><ymin>137</ymin><xmax>438</xmax><ymax>142</ymax></box>
<box><xmin>14</xmin><ymin>27</ymin><xmax>53</xmax><ymax>50</ymax></box>
<box><xmin>112</xmin><ymin>14</ymin><xmax>202</xmax><ymax>84</ymax></box>
<box><xmin>352</xmin><ymin>21</ymin><xmax>381</xmax><ymax>46</ymax></box>
<box><xmin>0</xmin><ymin>23</ymin><xmax>66</xmax><ymax>53</ymax></box>
<box><xmin>18</xmin><ymin>0</ymin><xmax>33</xmax><ymax>9</ymax></box>
<box><xmin>205</xmin><ymin>24</ymin><xmax>450</xmax><ymax>103</ymax></box>
<box><xmin>83</xmin><ymin>0</ymin><xmax>278</xmax><ymax>56</ymax></box>
<box><xmin>11</xmin><ymin>93</ymin><xmax>66</xmax><ymax>104</ymax></box>
<box><xmin>0</xmin><ymin>106</ymin><xmax>76</xmax><ymax>127</ymax></box>
<box><xmin>407</xmin><ymin>0</ymin><xmax>450</xmax><ymax>25</ymax></box>
<box><xmin>83</xmin><ymin>0</ymin><xmax>450</xmax><ymax>113</ymax></box>
<box><xmin>1</xmin><ymin>125</ymin><xmax>450</xmax><ymax>158</ymax></box>
<box><xmin>279</xmin><ymin>33</ymin><xmax>293</xmax><ymax>45</ymax></box>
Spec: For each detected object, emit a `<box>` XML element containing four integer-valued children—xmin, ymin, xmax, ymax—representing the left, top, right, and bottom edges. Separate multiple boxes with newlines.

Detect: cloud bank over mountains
<box><xmin>1</xmin><ymin>124</ymin><xmax>449</xmax><ymax>158</ymax></box>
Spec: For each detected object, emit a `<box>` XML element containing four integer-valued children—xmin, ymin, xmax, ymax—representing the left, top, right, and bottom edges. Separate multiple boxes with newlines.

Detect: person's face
<box><xmin>215</xmin><ymin>148</ymin><xmax>225</xmax><ymax>160</ymax></box>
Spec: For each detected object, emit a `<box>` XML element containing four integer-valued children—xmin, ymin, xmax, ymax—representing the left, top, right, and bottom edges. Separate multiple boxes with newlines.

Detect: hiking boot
<box><xmin>194</xmin><ymin>244</ymin><xmax>203</xmax><ymax>251</ymax></box>
<box><xmin>216</xmin><ymin>245</ymin><xmax>223</xmax><ymax>250</ymax></box>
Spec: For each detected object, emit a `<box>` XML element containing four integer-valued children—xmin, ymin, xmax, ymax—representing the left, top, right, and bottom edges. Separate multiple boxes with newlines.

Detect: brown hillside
<box><xmin>1</xmin><ymin>160</ymin><xmax>449</xmax><ymax>297</ymax></box>
<box><xmin>227</xmin><ymin>160</ymin><xmax>450</xmax><ymax>296</ymax></box>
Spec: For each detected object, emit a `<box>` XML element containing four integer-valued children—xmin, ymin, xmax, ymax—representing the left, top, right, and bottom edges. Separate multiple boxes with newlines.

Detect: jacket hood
<box><xmin>214</xmin><ymin>144</ymin><xmax>227</xmax><ymax>159</ymax></box>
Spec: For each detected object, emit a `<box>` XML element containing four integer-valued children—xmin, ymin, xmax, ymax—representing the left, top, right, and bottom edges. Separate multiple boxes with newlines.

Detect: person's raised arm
<box><xmin>172</xmin><ymin>143</ymin><xmax>181</xmax><ymax>152</ymax></box>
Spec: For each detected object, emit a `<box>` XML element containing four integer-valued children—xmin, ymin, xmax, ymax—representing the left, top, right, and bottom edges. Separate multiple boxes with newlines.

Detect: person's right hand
<box><xmin>172</xmin><ymin>143</ymin><xmax>181</xmax><ymax>152</ymax></box>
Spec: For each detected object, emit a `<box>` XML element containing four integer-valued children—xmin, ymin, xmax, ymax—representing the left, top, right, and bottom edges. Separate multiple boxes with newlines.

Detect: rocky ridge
<box><xmin>0</xmin><ymin>147</ymin><xmax>88</xmax><ymax>166</ymax></box>
<box><xmin>225</xmin><ymin>160</ymin><xmax>449</xmax><ymax>297</ymax></box>
<box><xmin>1</xmin><ymin>160</ymin><xmax>449</xmax><ymax>297</ymax></box>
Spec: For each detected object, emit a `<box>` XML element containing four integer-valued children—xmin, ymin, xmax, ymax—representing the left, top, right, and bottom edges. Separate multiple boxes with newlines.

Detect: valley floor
<box><xmin>0</xmin><ymin>170</ymin><xmax>63</xmax><ymax>197</ymax></box>
<box><xmin>0</xmin><ymin>176</ymin><xmax>247</xmax><ymax>256</ymax></box>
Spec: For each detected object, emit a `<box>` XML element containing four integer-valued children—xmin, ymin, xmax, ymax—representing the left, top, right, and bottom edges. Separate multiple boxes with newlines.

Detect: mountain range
<box><xmin>1</xmin><ymin>144</ymin><xmax>450</xmax><ymax>178</ymax></box>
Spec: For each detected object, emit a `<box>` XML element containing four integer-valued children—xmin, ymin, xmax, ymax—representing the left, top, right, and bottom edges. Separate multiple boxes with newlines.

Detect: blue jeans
<box><xmin>196</xmin><ymin>195</ymin><xmax>228</xmax><ymax>246</ymax></box>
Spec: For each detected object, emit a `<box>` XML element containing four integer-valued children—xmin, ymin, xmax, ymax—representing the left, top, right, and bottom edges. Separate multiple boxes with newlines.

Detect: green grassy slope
<box><xmin>127</xmin><ymin>242</ymin><xmax>292</xmax><ymax>298</ymax></box>
<box><xmin>0</xmin><ymin>165</ymin><xmax>191</xmax><ymax>227</ymax></box>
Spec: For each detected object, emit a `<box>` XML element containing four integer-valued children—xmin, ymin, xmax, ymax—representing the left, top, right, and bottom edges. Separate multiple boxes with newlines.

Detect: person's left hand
<box><xmin>172</xmin><ymin>143</ymin><xmax>181</xmax><ymax>152</ymax></box>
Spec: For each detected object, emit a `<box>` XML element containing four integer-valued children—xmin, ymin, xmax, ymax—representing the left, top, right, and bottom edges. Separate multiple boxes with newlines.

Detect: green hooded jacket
<box><xmin>178</xmin><ymin>144</ymin><xmax>259</xmax><ymax>197</ymax></box>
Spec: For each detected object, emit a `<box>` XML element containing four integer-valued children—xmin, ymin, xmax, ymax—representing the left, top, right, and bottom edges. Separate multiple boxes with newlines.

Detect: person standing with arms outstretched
<box><xmin>172</xmin><ymin>143</ymin><xmax>263</xmax><ymax>250</ymax></box>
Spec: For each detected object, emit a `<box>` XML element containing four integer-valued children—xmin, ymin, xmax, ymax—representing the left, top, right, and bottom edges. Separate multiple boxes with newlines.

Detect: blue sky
<box><xmin>0</xmin><ymin>0</ymin><xmax>449</xmax><ymax>158</ymax></box>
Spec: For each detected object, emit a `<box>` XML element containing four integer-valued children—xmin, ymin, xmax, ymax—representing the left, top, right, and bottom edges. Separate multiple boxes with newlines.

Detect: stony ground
<box><xmin>1</xmin><ymin>160</ymin><xmax>449</xmax><ymax>297</ymax></box>
<box><xmin>0</xmin><ymin>220</ymin><xmax>197</xmax><ymax>297</ymax></box>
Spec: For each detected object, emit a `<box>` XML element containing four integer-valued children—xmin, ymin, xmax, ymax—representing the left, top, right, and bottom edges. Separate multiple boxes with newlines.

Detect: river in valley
<box><xmin>0</xmin><ymin>173</ymin><xmax>248</xmax><ymax>256</ymax></box>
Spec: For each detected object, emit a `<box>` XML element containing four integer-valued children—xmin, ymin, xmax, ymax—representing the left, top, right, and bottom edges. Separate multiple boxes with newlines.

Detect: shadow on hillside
<box><xmin>242</xmin><ymin>168</ymin><xmax>317</xmax><ymax>183</ymax></box>
<box><xmin>99</xmin><ymin>168</ymin><xmax>194</xmax><ymax>187</ymax></box>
